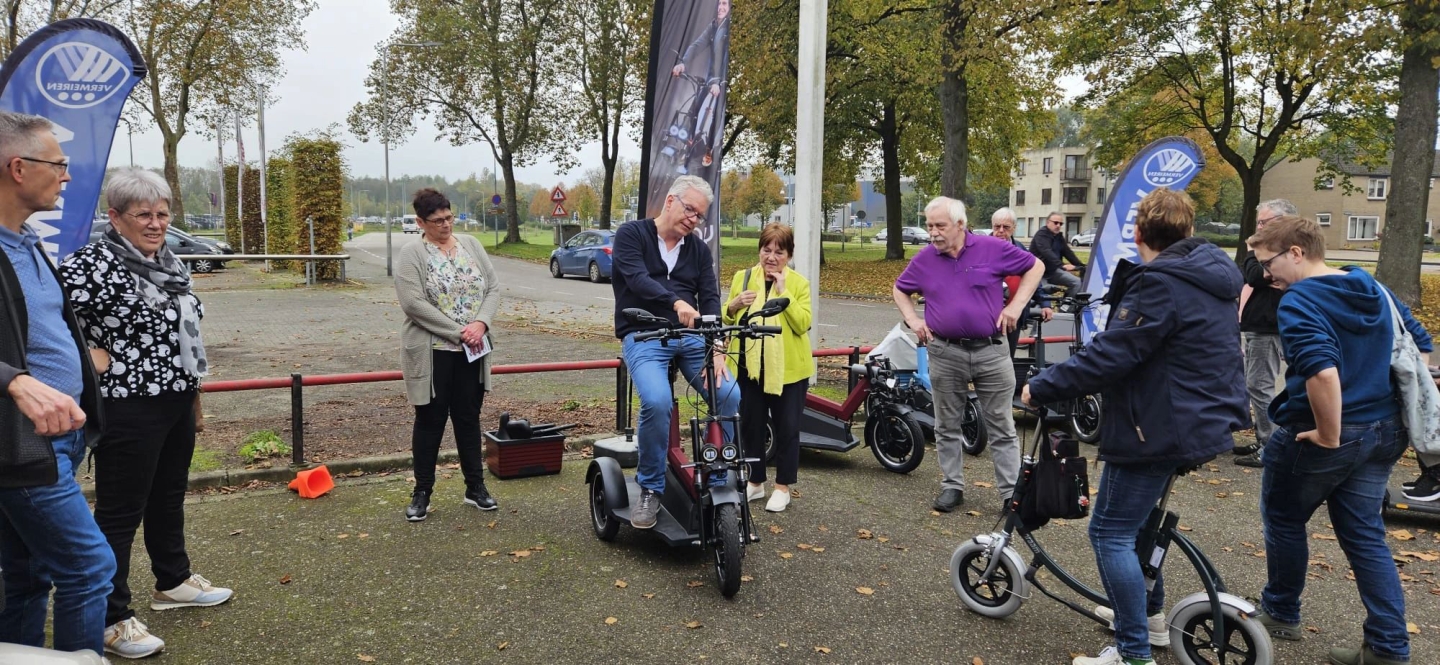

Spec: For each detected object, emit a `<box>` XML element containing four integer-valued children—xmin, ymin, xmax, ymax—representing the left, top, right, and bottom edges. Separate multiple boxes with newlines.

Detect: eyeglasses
<box><xmin>19</xmin><ymin>156</ymin><xmax>68</xmax><ymax>175</ymax></box>
<box><xmin>1256</xmin><ymin>215</ymin><xmax>1280</xmax><ymax>226</ymax></box>
<box><xmin>1048</xmin><ymin>219</ymin><xmax>1062</xmax><ymax>226</ymax></box>
<box><xmin>681</xmin><ymin>202</ymin><xmax>707</xmax><ymax>224</ymax></box>
<box><xmin>424</xmin><ymin>213</ymin><xmax>455</xmax><ymax>225</ymax></box>
<box><xmin>122</xmin><ymin>210</ymin><xmax>171</xmax><ymax>224</ymax></box>
<box><xmin>1257</xmin><ymin>249</ymin><xmax>1290</xmax><ymax>273</ymax></box>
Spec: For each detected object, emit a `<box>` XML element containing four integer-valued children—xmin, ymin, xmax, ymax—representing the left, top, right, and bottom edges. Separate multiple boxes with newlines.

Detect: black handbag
<box><xmin>1020</xmin><ymin>430</ymin><xmax>1091</xmax><ymax>529</ymax></box>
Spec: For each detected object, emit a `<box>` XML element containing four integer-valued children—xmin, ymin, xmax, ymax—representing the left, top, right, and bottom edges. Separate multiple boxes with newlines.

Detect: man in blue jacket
<box><xmin>611</xmin><ymin>175</ymin><xmax>738</xmax><ymax>530</ymax></box>
<box><xmin>1030</xmin><ymin>212</ymin><xmax>1083</xmax><ymax>294</ymax></box>
<box><xmin>1247</xmin><ymin>216</ymin><xmax>1428</xmax><ymax>665</ymax></box>
<box><xmin>1023</xmin><ymin>188</ymin><xmax>1248</xmax><ymax>665</ymax></box>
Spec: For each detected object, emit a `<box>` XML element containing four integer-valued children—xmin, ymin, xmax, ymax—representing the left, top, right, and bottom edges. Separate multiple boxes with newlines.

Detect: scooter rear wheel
<box><xmin>865</xmin><ymin>406</ymin><xmax>925</xmax><ymax>474</ymax></box>
<box><xmin>590</xmin><ymin>475</ymin><xmax>619</xmax><ymax>542</ymax></box>
<box><xmin>961</xmin><ymin>397</ymin><xmax>988</xmax><ymax>456</ymax></box>
<box><xmin>1168</xmin><ymin>597</ymin><xmax>1273</xmax><ymax>665</ymax></box>
<box><xmin>713</xmin><ymin>504</ymin><xmax>743</xmax><ymax>598</ymax></box>
<box><xmin>1071</xmin><ymin>394</ymin><xmax>1102</xmax><ymax>444</ymax></box>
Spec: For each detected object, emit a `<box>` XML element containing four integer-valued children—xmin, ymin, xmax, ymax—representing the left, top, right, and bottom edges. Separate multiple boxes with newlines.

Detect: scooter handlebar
<box><xmin>750</xmin><ymin>325</ymin><xmax>782</xmax><ymax>335</ymax></box>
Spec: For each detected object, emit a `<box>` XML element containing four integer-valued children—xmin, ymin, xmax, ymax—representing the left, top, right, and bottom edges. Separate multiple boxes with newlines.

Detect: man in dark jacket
<box><xmin>1235</xmin><ymin>199</ymin><xmax>1295</xmax><ymax>467</ymax></box>
<box><xmin>1023</xmin><ymin>189</ymin><xmax>1248</xmax><ymax>665</ymax></box>
<box><xmin>1030</xmin><ymin>212</ymin><xmax>1083</xmax><ymax>294</ymax></box>
<box><xmin>0</xmin><ymin>112</ymin><xmax>114</xmax><ymax>655</ymax></box>
<box><xmin>611</xmin><ymin>175</ymin><xmax>738</xmax><ymax>530</ymax></box>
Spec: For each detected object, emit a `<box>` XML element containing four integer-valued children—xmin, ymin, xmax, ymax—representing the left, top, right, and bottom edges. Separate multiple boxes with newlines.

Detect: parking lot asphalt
<box><xmin>121</xmin><ymin>433</ymin><xmax>1440</xmax><ymax>664</ymax></box>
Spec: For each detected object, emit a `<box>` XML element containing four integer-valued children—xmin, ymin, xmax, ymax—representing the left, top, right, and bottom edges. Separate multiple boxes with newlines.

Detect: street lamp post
<box><xmin>382</xmin><ymin>40</ymin><xmax>441</xmax><ymax>276</ymax></box>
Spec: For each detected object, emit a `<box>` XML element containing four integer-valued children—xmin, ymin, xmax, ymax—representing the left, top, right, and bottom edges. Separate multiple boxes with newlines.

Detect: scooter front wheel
<box><xmin>950</xmin><ymin>538</ymin><xmax>1024</xmax><ymax>618</ymax></box>
<box><xmin>713</xmin><ymin>504</ymin><xmax>743</xmax><ymax>598</ymax></box>
<box><xmin>1168</xmin><ymin>594</ymin><xmax>1273</xmax><ymax>665</ymax></box>
<box><xmin>865</xmin><ymin>405</ymin><xmax>925</xmax><ymax>474</ymax></box>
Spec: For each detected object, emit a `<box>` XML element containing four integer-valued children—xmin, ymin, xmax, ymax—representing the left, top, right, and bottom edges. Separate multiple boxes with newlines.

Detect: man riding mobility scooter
<box><xmin>587</xmin><ymin>300</ymin><xmax>789</xmax><ymax>598</ymax></box>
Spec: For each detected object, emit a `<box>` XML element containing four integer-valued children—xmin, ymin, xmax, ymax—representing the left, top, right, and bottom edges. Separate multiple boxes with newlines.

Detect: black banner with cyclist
<box><xmin>638</xmin><ymin>0</ymin><xmax>732</xmax><ymax>278</ymax></box>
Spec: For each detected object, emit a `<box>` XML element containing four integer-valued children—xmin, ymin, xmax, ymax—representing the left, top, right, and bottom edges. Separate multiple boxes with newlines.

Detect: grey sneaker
<box><xmin>631</xmin><ymin>489</ymin><xmax>659</xmax><ymax>529</ymax></box>
<box><xmin>1328</xmin><ymin>644</ymin><xmax>1409</xmax><ymax>665</ymax></box>
<box><xmin>1254</xmin><ymin>611</ymin><xmax>1302</xmax><ymax>641</ymax></box>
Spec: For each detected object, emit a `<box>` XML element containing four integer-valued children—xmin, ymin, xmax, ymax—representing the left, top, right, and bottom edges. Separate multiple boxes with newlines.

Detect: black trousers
<box><xmin>93</xmin><ymin>391</ymin><xmax>197</xmax><ymax>626</ymax></box>
<box><xmin>739</xmin><ymin>376</ymin><xmax>807</xmax><ymax>486</ymax></box>
<box><xmin>412</xmin><ymin>350</ymin><xmax>486</xmax><ymax>494</ymax></box>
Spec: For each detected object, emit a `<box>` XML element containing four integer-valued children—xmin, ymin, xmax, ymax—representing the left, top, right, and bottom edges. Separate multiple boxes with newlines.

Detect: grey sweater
<box><xmin>394</xmin><ymin>235</ymin><xmax>500</xmax><ymax>405</ymax></box>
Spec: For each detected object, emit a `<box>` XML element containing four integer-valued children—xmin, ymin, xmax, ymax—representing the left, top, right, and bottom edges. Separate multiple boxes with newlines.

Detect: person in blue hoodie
<box><xmin>1022</xmin><ymin>188</ymin><xmax>1249</xmax><ymax>665</ymax></box>
<box><xmin>1246</xmin><ymin>216</ymin><xmax>1430</xmax><ymax>665</ymax></box>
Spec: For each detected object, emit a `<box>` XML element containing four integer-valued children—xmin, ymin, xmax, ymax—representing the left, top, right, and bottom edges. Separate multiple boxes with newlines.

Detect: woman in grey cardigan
<box><xmin>395</xmin><ymin>188</ymin><xmax>500</xmax><ymax>521</ymax></box>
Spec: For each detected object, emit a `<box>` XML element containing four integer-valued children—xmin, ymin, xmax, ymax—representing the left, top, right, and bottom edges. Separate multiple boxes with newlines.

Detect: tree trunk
<box><xmin>162</xmin><ymin>135</ymin><xmax>186</xmax><ymax>230</ymax></box>
<box><xmin>599</xmin><ymin>141</ymin><xmax>616</xmax><ymax>230</ymax></box>
<box><xmin>1232</xmin><ymin>168</ymin><xmax>1263</xmax><ymax>264</ymax></box>
<box><xmin>503</xmin><ymin>155</ymin><xmax>522</xmax><ymax>243</ymax></box>
<box><xmin>938</xmin><ymin>1</ymin><xmax>970</xmax><ymax>200</ymax></box>
<box><xmin>1376</xmin><ymin>3</ymin><xmax>1440</xmax><ymax>307</ymax></box>
<box><xmin>880</xmin><ymin>100</ymin><xmax>905</xmax><ymax>261</ymax></box>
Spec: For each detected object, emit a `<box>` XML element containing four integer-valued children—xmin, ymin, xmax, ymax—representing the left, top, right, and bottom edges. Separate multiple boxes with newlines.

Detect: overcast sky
<box><xmin>103</xmin><ymin>0</ymin><xmax>642</xmax><ymax>188</ymax></box>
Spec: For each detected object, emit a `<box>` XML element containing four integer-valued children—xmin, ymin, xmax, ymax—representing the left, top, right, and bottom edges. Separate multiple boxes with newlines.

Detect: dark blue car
<box><xmin>549</xmin><ymin>230</ymin><xmax>614</xmax><ymax>283</ymax></box>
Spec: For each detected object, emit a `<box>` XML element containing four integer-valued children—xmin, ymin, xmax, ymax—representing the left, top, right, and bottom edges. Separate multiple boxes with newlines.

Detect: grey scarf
<box><xmin>102</xmin><ymin>228</ymin><xmax>208</xmax><ymax>377</ymax></box>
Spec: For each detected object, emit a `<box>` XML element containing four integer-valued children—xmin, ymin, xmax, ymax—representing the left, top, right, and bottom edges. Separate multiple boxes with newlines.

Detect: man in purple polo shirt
<box><xmin>893</xmin><ymin>197</ymin><xmax>1044</xmax><ymax>512</ymax></box>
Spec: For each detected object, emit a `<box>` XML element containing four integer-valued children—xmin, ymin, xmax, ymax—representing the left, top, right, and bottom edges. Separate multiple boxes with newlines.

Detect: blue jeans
<box><xmin>1261</xmin><ymin>417</ymin><xmax>1409</xmax><ymax>661</ymax></box>
<box><xmin>0</xmin><ymin>430</ymin><xmax>116</xmax><ymax>653</ymax></box>
<box><xmin>1089</xmin><ymin>462</ymin><xmax>1176</xmax><ymax>661</ymax></box>
<box><xmin>622</xmin><ymin>333</ymin><xmax>739</xmax><ymax>493</ymax></box>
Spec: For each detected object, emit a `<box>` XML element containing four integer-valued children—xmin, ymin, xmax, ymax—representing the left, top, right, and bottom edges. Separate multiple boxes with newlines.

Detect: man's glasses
<box><xmin>681</xmin><ymin>203</ymin><xmax>707</xmax><ymax>224</ymax></box>
<box><xmin>1257</xmin><ymin>250</ymin><xmax>1287</xmax><ymax>273</ymax></box>
<box><xmin>123</xmin><ymin>210</ymin><xmax>171</xmax><ymax>224</ymax></box>
<box><xmin>19</xmin><ymin>156</ymin><xmax>68</xmax><ymax>175</ymax></box>
<box><xmin>424</xmin><ymin>213</ymin><xmax>455</xmax><ymax>225</ymax></box>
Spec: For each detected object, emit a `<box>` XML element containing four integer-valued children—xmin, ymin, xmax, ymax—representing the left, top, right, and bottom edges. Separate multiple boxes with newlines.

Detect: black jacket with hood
<box><xmin>1027</xmin><ymin>238</ymin><xmax>1250</xmax><ymax>466</ymax></box>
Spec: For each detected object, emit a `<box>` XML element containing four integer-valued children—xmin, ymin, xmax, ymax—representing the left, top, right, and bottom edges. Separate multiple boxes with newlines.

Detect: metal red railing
<box><xmin>202</xmin><ymin>339</ymin><xmax>1075</xmax><ymax>466</ymax></box>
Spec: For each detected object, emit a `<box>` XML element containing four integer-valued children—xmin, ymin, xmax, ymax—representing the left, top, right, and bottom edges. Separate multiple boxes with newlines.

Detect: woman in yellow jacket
<box><xmin>723</xmin><ymin>223</ymin><xmax>813</xmax><ymax>512</ymax></box>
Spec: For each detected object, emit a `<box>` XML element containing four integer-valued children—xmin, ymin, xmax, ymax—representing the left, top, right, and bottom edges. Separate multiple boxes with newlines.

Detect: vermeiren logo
<box><xmin>33</xmin><ymin>41</ymin><xmax>127</xmax><ymax>109</ymax></box>
<box><xmin>1142</xmin><ymin>148</ymin><xmax>1199</xmax><ymax>188</ymax></box>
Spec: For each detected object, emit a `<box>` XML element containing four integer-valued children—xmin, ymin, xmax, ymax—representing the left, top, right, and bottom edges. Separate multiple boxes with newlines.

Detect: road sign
<box><xmin>459</xmin><ymin>212</ymin><xmax>469</xmax><ymax>221</ymax></box>
<box><xmin>551</xmin><ymin>185</ymin><xmax>567</xmax><ymax>202</ymax></box>
<box><xmin>552</xmin><ymin>202</ymin><xmax>568</xmax><ymax>217</ymax></box>
<box><xmin>491</xmin><ymin>194</ymin><xmax>502</xmax><ymax>206</ymax></box>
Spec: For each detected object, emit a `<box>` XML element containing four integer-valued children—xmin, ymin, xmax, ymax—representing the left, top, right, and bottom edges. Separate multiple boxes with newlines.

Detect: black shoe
<box><xmin>1233</xmin><ymin>442</ymin><xmax>1260</xmax><ymax>456</ymax></box>
<box><xmin>632</xmin><ymin>489</ymin><xmax>660</xmax><ymax>529</ymax></box>
<box><xmin>464</xmin><ymin>484</ymin><xmax>498</xmax><ymax>511</ymax></box>
<box><xmin>1402</xmin><ymin>473</ymin><xmax>1440</xmax><ymax>502</ymax></box>
<box><xmin>405</xmin><ymin>491</ymin><xmax>430</xmax><ymax>522</ymax></box>
<box><xmin>1235</xmin><ymin>451</ymin><xmax>1263</xmax><ymax>468</ymax></box>
<box><xmin>932</xmin><ymin>488</ymin><xmax>964</xmax><ymax>512</ymax></box>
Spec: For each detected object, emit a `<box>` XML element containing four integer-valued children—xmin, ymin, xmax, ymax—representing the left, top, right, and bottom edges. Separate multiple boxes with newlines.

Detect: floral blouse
<box><xmin>423</xmin><ymin>242</ymin><xmax>488</xmax><ymax>352</ymax></box>
<box><xmin>59</xmin><ymin>243</ymin><xmax>204</xmax><ymax>398</ymax></box>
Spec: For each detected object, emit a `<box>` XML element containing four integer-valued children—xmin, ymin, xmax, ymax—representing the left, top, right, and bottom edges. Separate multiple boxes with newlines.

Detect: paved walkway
<box><xmin>132</xmin><ymin>444</ymin><xmax>1440</xmax><ymax>664</ymax></box>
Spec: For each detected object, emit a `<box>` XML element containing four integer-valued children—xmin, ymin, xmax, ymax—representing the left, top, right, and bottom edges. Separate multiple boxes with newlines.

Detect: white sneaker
<box><xmin>1093</xmin><ymin>605</ymin><xmax>1170</xmax><ymax>647</ymax></box>
<box><xmin>151</xmin><ymin>573</ymin><xmax>234</xmax><ymax>610</ymax></box>
<box><xmin>1072</xmin><ymin>646</ymin><xmax>1154</xmax><ymax>665</ymax></box>
<box><xmin>104</xmin><ymin>617</ymin><xmax>164</xmax><ymax>659</ymax></box>
<box><xmin>765</xmin><ymin>488</ymin><xmax>791</xmax><ymax>512</ymax></box>
<box><xmin>746</xmin><ymin>483</ymin><xmax>766</xmax><ymax>502</ymax></box>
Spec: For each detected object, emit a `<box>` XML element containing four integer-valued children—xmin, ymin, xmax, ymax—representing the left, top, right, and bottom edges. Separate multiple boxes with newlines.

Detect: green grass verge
<box><xmin>190</xmin><ymin>447</ymin><xmax>223</xmax><ymax>473</ymax></box>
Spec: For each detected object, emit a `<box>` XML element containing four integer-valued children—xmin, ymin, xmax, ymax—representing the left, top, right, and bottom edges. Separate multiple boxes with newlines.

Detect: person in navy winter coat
<box><xmin>1023</xmin><ymin>188</ymin><xmax>1248</xmax><ymax>665</ymax></box>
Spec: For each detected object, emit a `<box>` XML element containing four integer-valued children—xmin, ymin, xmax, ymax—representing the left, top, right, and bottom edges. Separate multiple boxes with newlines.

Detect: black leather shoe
<box><xmin>464</xmin><ymin>484</ymin><xmax>499</xmax><ymax>511</ymax></box>
<box><xmin>1232</xmin><ymin>443</ymin><xmax>1259</xmax><ymax>455</ymax></box>
<box><xmin>933</xmin><ymin>488</ymin><xmax>964</xmax><ymax>512</ymax></box>
<box><xmin>405</xmin><ymin>491</ymin><xmax>430</xmax><ymax>522</ymax></box>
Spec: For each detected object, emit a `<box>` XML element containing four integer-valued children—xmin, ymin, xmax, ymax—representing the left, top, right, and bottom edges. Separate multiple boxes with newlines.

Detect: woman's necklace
<box><xmin>427</xmin><ymin>236</ymin><xmax>458</xmax><ymax>257</ymax></box>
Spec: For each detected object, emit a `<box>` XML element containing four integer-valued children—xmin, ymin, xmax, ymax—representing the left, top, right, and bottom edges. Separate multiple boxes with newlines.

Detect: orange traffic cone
<box><xmin>288</xmin><ymin>465</ymin><xmax>335</xmax><ymax>499</ymax></box>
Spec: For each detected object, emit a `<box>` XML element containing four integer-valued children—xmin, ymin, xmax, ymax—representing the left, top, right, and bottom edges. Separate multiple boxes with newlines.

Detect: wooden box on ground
<box><xmin>483</xmin><ymin>431</ymin><xmax>564</xmax><ymax>479</ymax></box>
